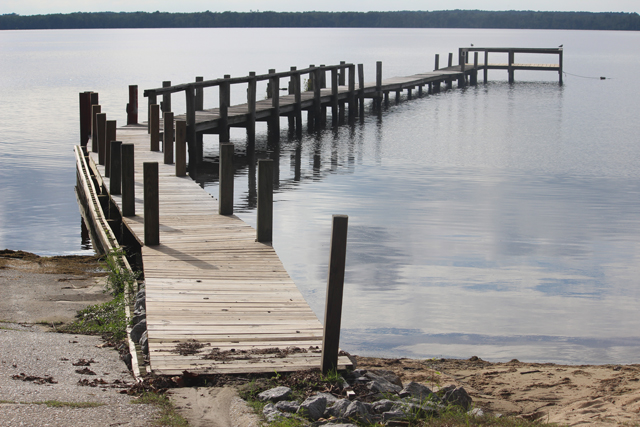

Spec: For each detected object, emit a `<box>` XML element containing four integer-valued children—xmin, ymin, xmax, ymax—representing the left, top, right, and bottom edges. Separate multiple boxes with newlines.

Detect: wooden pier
<box><xmin>77</xmin><ymin>47</ymin><xmax>563</xmax><ymax>376</ymax></box>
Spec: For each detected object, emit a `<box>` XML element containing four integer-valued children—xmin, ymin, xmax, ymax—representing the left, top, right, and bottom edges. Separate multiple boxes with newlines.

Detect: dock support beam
<box><xmin>321</xmin><ymin>214</ymin><xmax>349</xmax><ymax>375</ymax></box>
<box><xmin>357</xmin><ymin>64</ymin><xmax>365</xmax><ymax>118</ymax></box>
<box><xmin>219</xmin><ymin>143</ymin><xmax>234</xmax><ymax>215</ymax></box>
<box><xmin>375</xmin><ymin>61</ymin><xmax>383</xmax><ymax>110</ymax></box>
<box><xmin>143</xmin><ymin>162</ymin><xmax>159</xmax><ymax>246</ymax></box>
<box><xmin>508</xmin><ymin>50</ymin><xmax>515</xmax><ymax>84</ymax></box>
<box><xmin>91</xmin><ymin>104</ymin><xmax>101</xmax><ymax>153</ymax></box>
<box><xmin>127</xmin><ymin>85</ymin><xmax>138</xmax><ymax>125</ymax></box>
<box><xmin>195</xmin><ymin>77</ymin><xmax>204</xmax><ymax>110</ymax></box>
<box><xmin>257</xmin><ymin>159</ymin><xmax>273</xmax><ymax>243</ymax></box>
<box><xmin>150</xmin><ymin>104</ymin><xmax>160</xmax><ymax>152</ymax></box>
<box><xmin>175</xmin><ymin>120</ymin><xmax>187</xmax><ymax>177</ymax></box>
<box><xmin>121</xmin><ymin>143</ymin><xmax>135</xmax><ymax>217</ymax></box>
<box><xmin>105</xmin><ymin>120</ymin><xmax>116</xmax><ymax>177</ymax></box>
<box><xmin>79</xmin><ymin>92</ymin><xmax>92</xmax><ymax>146</ymax></box>
<box><xmin>434</xmin><ymin>54</ymin><xmax>439</xmax><ymax>70</ymax></box>
<box><xmin>109</xmin><ymin>140</ymin><xmax>122</xmax><ymax>196</ymax></box>
<box><xmin>348</xmin><ymin>64</ymin><xmax>356</xmax><ymax>123</ymax></box>
<box><xmin>96</xmin><ymin>113</ymin><xmax>107</xmax><ymax>166</ymax></box>
<box><xmin>162</xmin><ymin>81</ymin><xmax>171</xmax><ymax>115</ymax></box>
<box><xmin>219</xmin><ymin>75</ymin><xmax>230</xmax><ymax>142</ymax></box>
<box><xmin>147</xmin><ymin>92</ymin><xmax>156</xmax><ymax>133</ymax></box>
<box><xmin>559</xmin><ymin>49</ymin><xmax>564</xmax><ymax>85</ymax></box>
<box><xmin>164</xmin><ymin>111</ymin><xmax>174</xmax><ymax>164</ymax></box>
<box><xmin>269</xmin><ymin>70</ymin><xmax>280</xmax><ymax>139</ymax></box>
<box><xmin>484</xmin><ymin>51</ymin><xmax>489</xmax><ymax>84</ymax></box>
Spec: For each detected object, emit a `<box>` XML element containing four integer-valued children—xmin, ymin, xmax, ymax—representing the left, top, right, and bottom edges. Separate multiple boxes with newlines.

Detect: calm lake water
<box><xmin>1</xmin><ymin>27</ymin><xmax>639</xmax><ymax>364</ymax></box>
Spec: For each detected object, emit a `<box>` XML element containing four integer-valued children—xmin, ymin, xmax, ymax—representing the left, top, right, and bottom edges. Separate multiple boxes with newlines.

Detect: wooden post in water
<box><xmin>313</xmin><ymin>67</ymin><xmax>322</xmax><ymax>128</ymax></box>
<box><xmin>164</xmin><ymin>112</ymin><xmax>174</xmax><ymax>164</ymax></box>
<box><xmin>292</xmin><ymin>67</ymin><xmax>302</xmax><ymax>133</ymax></box>
<box><xmin>319</xmin><ymin>66</ymin><xmax>327</xmax><ymax>123</ymax></box>
<box><xmin>459</xmin><ymin>48</ymin><xmax>466</xmax><ymax>73</ymax></box>
<box><xmin>269</xmin><ymin>70</ymin><xmax>280</xmax><ymax>138</ymax></box>
<box><xmin>348</xmin><ymin>64</ymin><xmax>356</xmax><ymax>123</ymax></box>
<box><xmin>558</xmin><ymin>48</ymin><xmax>564</xmax><ymax>85</ymax></box>
<box><xmin>321</xmin><ymin>214</ymin><xmax>349</xmax><ymax>375</ymax></box>
<box><xmin>150</xmin><ymin>104</ymin><xmax>160</xmax><ymax>152</ymax></box>
<box><xmin>384</xmin><ymin>91</ymin><xmax>390</xmax><ymax>107</ymax></box>
<box><xmin>418</xmin><ymin>85</ymin><xmax>423</xmax><ymax>97</ymax></box>
<box><xmin>79</xmin><ymin>92</ymin><xmax>92</xmax><ymax>146</ymax></box>
<box><xmin>448</xmin><ymin>52</ymin><xmax>453</xmax><ymax>68</ymax></box>
<box><xmin>339</xmin><ymin>61</ymin><xmax>346</xmax><ymax>86</ymax></box>
<box><xmin>162</xmin><ymin>81</ymin><xmax>171</xmax><ymax>115</ymax></box>
<box><xmin>143</xmin><ymin>162</ymin><xmax>159</xmax><ymax>246</ymax></box>
<box><xmin>338</xmin><ymin>62</ymin><xmax>346</xmax><ymax>123</ymax></box>
<box><xmin>147</xmin><ymin>91</ymin><xmax>157</xmax><ymax>134</ymax></box>
<box><xmin>331</xmin><ymin>67</ymin><xmax>339</xmax><ymax>125</ymax></box>
<box><xmin>109</xmin><ymin>141</ymin><xmax>122</xmax><ymax>195</ymax></box>
<box><xmin>357</xmin><ymin>64</ymin><xmax>365</xmax><ymax>118</ymax></box>
<box><xmin>219</xmin><ymin>75</ymin><xmax>231</xmax><ymax>142</ymax></box>
<box><xmin>395</xmin><ymin>90</ymin><xmax>400</xmax><ymax>104</ymax></box>
<box><xmin>184</xmin><ymin>85</ymin><xmax>199</xmax><ymax>166</ymax></box>
<box><xmin>127</xmin><ymin>85</ymin><xmax>138</xmax><ymax>125</ymax></box>
<box><xmin>407</xmin><ymin>87</ymin><xmax>412</xmax><ymax>100</ymax></box>
<box><xmin>195</xmin><ymin>77</ymin><xmax>204</xmax><ymax>110</ymax></box>
<box><xmin>91</xmin><ymin>104</ymin><xmax>101</xmax><ymax>153</ymax></box>
<box><xmin>375</xmin><ymin>61</ymin><xmax>383</xmax><ymax>110</ymax></box>
<box><xmin>121</xmin><ymin>143</ymin><xmax>135</xmax><ymax>217</ymax></box>
<box><xmin>472</xmin><ymin>52</ymin><xmax>479</xmax><ymax>85</ymax></box>
<box><xmin>508</xmin><ymin>50</ymin><xmax>515</xmax><ymax>83</ymax></box>
<box><xmin>434</xmin><ymin>54</ymin><xmax>440</xmax><ymax>70</ymax></box>
<box><xmin>175</xmin><ymin>120</ymin><xmax>187</xmax><ymax>177</ymax></box>
<box><xmin>105</xmin><ymin>120</ymin><xmax>116</xmax><ymax>177</ymax></box>
<box><xmin>247</xmin><ymin>72</ymin><xmax>257</xmax><ymax>147</ymax></box>
<box><xmin>96</xmin><ymin>112</ymin><xmax>107</xmax><ymax>166</ymax></box>
<box><xmin>219</xmin><ymin>143</ymin><xmax>234</xmax><ymax>215</ymax></box>
<box><xmin>257</xmin><ymin>159</ymin><xmax>273</xmax><ymax>243</ymax></box>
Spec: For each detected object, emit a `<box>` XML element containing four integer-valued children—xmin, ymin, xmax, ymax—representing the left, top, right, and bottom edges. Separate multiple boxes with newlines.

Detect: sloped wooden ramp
<box><xmin>92</xmin><ymin>125</ymin><xmax>352</xmax><ymax>375</ymax></box>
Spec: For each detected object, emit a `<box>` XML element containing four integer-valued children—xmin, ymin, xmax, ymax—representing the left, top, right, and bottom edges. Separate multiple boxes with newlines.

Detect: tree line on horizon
<box><xmin>1</xmin><ymin>10</ymin><xmax>639</xmax><ymax>31</ymax></box>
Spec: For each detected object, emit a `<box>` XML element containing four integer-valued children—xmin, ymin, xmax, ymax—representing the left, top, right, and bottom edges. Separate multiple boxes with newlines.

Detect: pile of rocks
<box><xmin>129</xmin><ymin>284</ymin><xmax>148</xmax><ymax>355</ymax></box>
<box><xmin>257</xmin><ymin>369</ymin><xmax>475</xmax><ymax>426</ymax></box>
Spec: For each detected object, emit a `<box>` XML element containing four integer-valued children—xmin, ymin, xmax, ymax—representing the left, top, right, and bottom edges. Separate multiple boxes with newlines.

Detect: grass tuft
<box><xmin>132</xmin><ymin>392</ymin><xmax>189</xmax><ymax>427</ymax></box>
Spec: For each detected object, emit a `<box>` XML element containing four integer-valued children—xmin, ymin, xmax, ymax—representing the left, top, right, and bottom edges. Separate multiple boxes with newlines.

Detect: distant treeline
<box><xmin>1</xmin><ymin>10</ymin><xmax>639</xmax><ymax>31</ymax></box>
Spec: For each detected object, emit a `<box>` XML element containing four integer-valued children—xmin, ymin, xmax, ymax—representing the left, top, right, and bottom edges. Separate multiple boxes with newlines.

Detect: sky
<box><xmin>1</xmin><ymin>0</ymin><xmax>639</xmax><ymax>15</ymax></box>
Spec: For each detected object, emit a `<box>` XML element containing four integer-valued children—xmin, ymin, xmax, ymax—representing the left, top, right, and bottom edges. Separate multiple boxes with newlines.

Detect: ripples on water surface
<box><xmin>1</xmin><ymin>28</ymin><xmax>639</xmax><ymax>363</ymax></box>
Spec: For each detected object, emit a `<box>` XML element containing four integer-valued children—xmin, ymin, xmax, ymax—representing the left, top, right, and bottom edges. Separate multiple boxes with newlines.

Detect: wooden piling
<box><xmin>79</xmin><ymin>92</ymin><xmax>92</xmax><ymax>146</ymax></box>
<box><xmin>331</xmin><ymin>68</ymin><xmax>339</xmax><ymax>125</ymax></box>
<box><xmin>321</xmin><ymin>214</ymin><xmax>349</xmax><ymax>375</ymax></box>
<box><xmin>375</xmin><ymin>61</ymin><xmax>383</xmax><ymax>110</ymax></box>
<box><xmin>195</xmin><ymin>76</ymin><xmax>204</xmax><ymax>110</ymax></box>
<box><xmin>219</xmin><ymin>143</ymin><xmax>234</xmax><ymax>215</ymax></box>
<box><xmin>219</xmin><ymin>75</ymin><xmax>231</xmax><ymax>142</ymax></box>
<box><xmin>559</xmin><ymin>49</ymin><xmax>564</xmax><ymax>85</ymax></box>
<box><xmin>184</xmin><ymin>86</ymin><xmax>198</xmax><ymax>165</ymax></box>
<box><xmin>96</xmin><ymin>113</ymin><xmax>107</xmax><ymax>166</ymax></box>
<box><xmin>91</xmin><ymin>104</ymin><xmax>101</xmax><ymax>153</ymax></box>
<box><xmin>339</xmin><ymin>61</ymin><xmax>346</xmax><ymax>86</ymax></box>
<box><xmin>269</xmin><ymin>70</ymin><xmax>280</xmax><ymax>137</ymax></box>
<box><xmin>484</xmin><ymin>50</ymin><xmax>489</xmax><ymax>84</ymax></box>
<box><xmin>162</xmin><ymin>81</ymin><xmax>171</xmax><ymax>115</ymax></box>
<box><xmin>105</xmin><ymin>120</ymin><xmax>116</xmax><ymax>177</ymax></box>
<box><xmin>127</xmin><ymin>85</ymin><xmax>138</xmax><ymax>125</ymax></box>
<box><xmin>121</xmin><ymin>143</ymin><xmax>135</xmax><ymax>217</ymax></box>
<box><xmin>143</xmin><ymin>162</ymin><xmax>159</xmax><ymax>246</ymax></box>
<box><xmin>435</xmin><ymin>54</ymin><xmax>440</xmax><ymax>70</ymax></box>
<box><xmin>357</xmin><ymin>64</ymin><xmax>365</xmax><ymax>117</ymax></box>
<box><xmin>150</xmin><ymin>104</ymin><xmax>160</xmax><ymax>151</ymax></box>
<box><xmin>348</xmin><ymin>64</ymin><xmax>356</xmax><ymax>122</ymax></box>
<box><xmin>291</xmin><ymin>67</ymin><xmax>302</xmax><ymax>132</ymax></box>
<box><xmin>256</xmin><ymin>159</ymin><xmax>273</xmax><ymax>243</ymax></box>
<box><xmin>175</xmin><ymin>120</ymin><xmax>187</xmax><ymax>177</ymax></box>
<box><xmin>448</xmin><ymin>52</ymin><xmax>453</xmax><ymax>68</ymax></box>
<box><xmin>164</xmin><ymin>112</ymin><xmax>174</xmax><ymax>164</ymax></box>
<box><xmin>508</xmin><ymin>50</ymin><xmax>515</xmax><ymax>83</ymax></box>
<box><xmin>109</xmin><ymin>140</ymin><xmax>122</xmax><ymax>195</ymax></box>
<box><xmin>313</xmin><ymin>67</ymin><xmax>322</xmax><ymax>127</ymax></box>
<box><xmin>147</xmin><ymin>91</ymin><xmax>157</xmax><ymax>134</ymax></box>
<box><xmin>247</xmin><ymin>72</ymin><xmax>257</xmax><ymax>146</ymax></box>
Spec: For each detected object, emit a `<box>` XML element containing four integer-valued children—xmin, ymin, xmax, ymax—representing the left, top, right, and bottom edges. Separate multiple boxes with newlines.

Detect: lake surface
<box><xmin>1</xmin><ymin>27</ymin><xmax>639</xmax><ymax>364</ymax></box>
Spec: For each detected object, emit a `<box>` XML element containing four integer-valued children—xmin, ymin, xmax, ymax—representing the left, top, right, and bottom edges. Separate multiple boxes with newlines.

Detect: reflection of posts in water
<box><xmin>257</xmin><ymin>159</ymin><xmax>273</xmax><ymax>243</ymax></box>
<box><xmin>268</xmin><ymin>133</ymin><xmax>280</xmax><ymax>190</ymax></box>
<box><xmin>247</xmin><ymin>155</ymin><xmax>257</xmax><ymax>209</ymax></box>
<box><xmin>293</xmin><ymin>139</ymin><xmax>302</xmax><ymax>181</ymax></box>
<box><xmin>331</xmin><ymin>129</ymin><xmax>339</xmax><ymax>172</ymax></box>
<box><xmin>321</xmin><ymin>214</ymin><xmax>349</xmax><ymax>375</ymax></box>
<box><xmin>313</xmin><ymin>133</ymin><xmax>322</xmax><ymax>175</ymax></box>
<box><xmin>348</xmin><ymin>125</ymin><xmax>355</xmax><ymax>167</ymax></box>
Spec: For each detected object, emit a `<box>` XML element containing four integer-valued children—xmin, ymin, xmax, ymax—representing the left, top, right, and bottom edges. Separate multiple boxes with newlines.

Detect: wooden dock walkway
<box><xmin>77</xmin><ymin>47</ymin><xmax>563</xmax><ymax>376</ymax></box>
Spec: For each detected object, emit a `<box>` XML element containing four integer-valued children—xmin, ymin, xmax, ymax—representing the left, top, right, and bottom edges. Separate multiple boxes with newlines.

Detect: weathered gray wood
<box><xmin>435</xmin><ymin>54</ymin><xmax>440</xmax><ymax>71</ymax></box>
<box><xmin>164</xmin><ymin>111</ymin><xmax>174</xmax><ymax>164</ymax></box>
<box><xmin>331</xmin><ymin>68</ymin><xmax>339</xmax><ymax>125</ymax></box>
<box><xmin>348</xmin><ymin>64</ymin><xmax>356</xmax><ymax>122</ymax></box>
<box><xmin>175</xmin><ymin>120</ymin><xmax>187</xmax><ymax>177</ymax></box>
<box><xmin>105</xmin><ymin>120</ymin><xmax>117</xmax><ymax>177</ymax></box>
<box><xmin>313</xmin><ymin>68</ymin><xmax>322</xmax><ymax>127</ymax></box>
<box><xmin>185</xmin><ymin>86</ymin><xmax>198</xmax><ymax>165</ymax></box>
<box><xmin>162</xmin><ymin>81</ymin><xmax>171</xmax><ymax>114</ymax></box>
<box><xmin>509</xmin><ymin>50</ymin><xmax>515</xmax><ymax>83</ymax></box>
<box><xmin>339</xmin><ymin>61</ymin><xmax>346</xmax><ymax>86</ymax></box>
<box><xmin>247</xmin><ymin>72</ymin><xmax>257</xmax><ymax>147</ymax></box>
<box><xmin>91</xmin><ymin>104</ymin><xmax>101</xmax><ymax>153</ymax></box>
<box><xmin>291</xmin><ymin>66</ymin><xmax>301</xmax><ymax>132</ymax></box>
<box><xmin>448</xmin><ymin>52</ymin><xmax>453</xmax><ymax>68</ymax></box>
<box><xmin>143</xmin><ymin>162</ymin><xmax>160</xmax><ymax>246</ymax></box>
<box><xmin>358</xmin><ymin>64</ymin><xmax>365</xmax><ymax>117</ymax></box>
<box><xmin>109</xmin><ymin>141</ymin><xmax>122</xmax><ymax>195</ymax></box>
<box><xmin>484</xmin><ymin>50</ymin><xmax>489</xmax><ymax>83</ymax></box>
<box><xmin>219</xmin><ymin>143</ymin><xmax>234</xmax><ymax>215</ymax></box>
<box><xmin>219</xmin><ymin>75</ymin><xmax>230</xmax><ymax>142</ymax></box>
<box><xmin>195</xmin><ymin>76</ymin><xmax>204</xmax><ymax>110</ymax></box>
<box><xmin>150</xmin><ymin>104</ymin><xmax>160</xmax><ymax>152</ymax></box>
<box><xmin>127</xmin><ymin>85</ymin><xmax>138</xmax><ymax>125</ymax></box>
<box><xmin>459</xmin><ymin>48</ymin><xmax>466</xmax><ymax>72</ymax></box>
<box><xmin>269</xmin><ymin>71</ymin><xmax>280</xmax><ymax>137</ymax></box>
<box><xmin>559</xmin><ymin>49</ymin><xmax>563</xmax><ymax>85</ymax></box>
<box><xmin>79</xmin><ymin>92</ymin><xmax>92</xmax><ymax>146</ymax></box>
<box><xmin>257</xmin><ymin>159</ymin><xmax>273</xmax><ymax>243</ymax></box>
<box><xmin>121</xmin><ymin>143</ymin><xmax>135</xmax><ymax>216</ymax></box>
<box><xmin>375</xmin><ymin>61</ymin><xmax>383</xmax><ymax>109</ymax></box>
<box><xmin>147</xmin><ymin>92</ymin><xmax>157</xmax><ymax>134</ymax></box>
<box><xmin>96</xmin><ymin>113</ymin><xmax>107</xmax><ymax>166</ymax></box>
<box><xmin>321</xmin><ymin>214</ymin><xmax>349</xmax><ymax>375</ymax></box>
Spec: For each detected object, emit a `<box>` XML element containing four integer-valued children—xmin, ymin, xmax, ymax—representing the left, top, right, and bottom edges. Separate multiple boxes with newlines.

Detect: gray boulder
<box><xmin>367</xmin><ymin>379</ymin><xmax>402</xmax><ymax>394</ymax></box>
<box><xmin>275</xmin><ymin>400</ymin><xmax>300</xmax><ymax>413</ymax></box>
<box><xmin>399</xmin><ymin>381</ymin><xmax>434</xmax><ymax>400</ymax></box>
<box><xmin>343</xmin><ymin>400</ymin><xmax>373</xmax><ymax>424</ymax></box>
<box><xmin>258</xmin><ymin>386</ymin><xmax>292</xmax><ymax>403</ymax></box>
<box><xmin>372</xmin><ymin>399</ymin><xmax>396</xmax><ymax>414</ymax></box>
<box><xmin>130</xmin><ymin>319</ymin><xmax>146</xmax><ymax>343</ymax></box>
<box><xmin>365</xmin><ymin>369</ymin><xmax>403</xmax><ymax>387</ymax></box>
<box><xmin>315</xmin><ymin>392</ymin><xmax>339</xmax><ymax>407</ymax></box>
<box><xmin>443</xmin><ymin>386</ymin><xmax>472</xmax><ymax>411</ymax></box>
<box><xmin>297</xmin><ymin>395</ymin><xmax>327</xmax><ymax>421</ymax></box>
<box><xmin>325</xmin><ymin>398</ymin><xmax>351</xmax><ymax>418</ymax></box>
<box><xmin>139</xmin><ymin>330</ymin><xmax>148</xmax><ymax>354</ymax></box>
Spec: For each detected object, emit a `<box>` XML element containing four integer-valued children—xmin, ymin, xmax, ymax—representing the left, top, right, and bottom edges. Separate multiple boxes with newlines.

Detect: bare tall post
<box><xmin>256</xmin><ymin>159</ymin><xmax>273</xmax><ymax>243</ymax></box>
<box><xmin>127</xmin><ymin>85</ymin><xmax>138</xmax><ymax>125</ymax></box>
<box><xmin>162</xmin><ymin>81</ymin><xmax>171</xmax><ymax>115</ymax></box>
<box><xmin>175</xmin><ymin>120</ymin><xmax>187</xmax><ymax>177</ymax></box>
<box><xmin>79</xmin><ymin>92</ymin><xmax>92</xmax><ymax>146</ymax></box>
<box><xmin>164</xmin><ymin>111</ymin><xmax>174</xmax><ymax>164</ymax></box>
<box><xmin>292</xmin><ymin>67</ymin><xmax>302</xmax><ymax>133</ymax></box>
<box><xmin>147</xmin><ymin>91</ymin><xmax>156</xmax><ymax>133</ymax></box>
<box><xmin>448</xmin><ymin>52</ymin><xmax>453</xmax><ymax>68</ymax></box>
<box><xmin>150</xmin><ymin>104</ymin><xmax>160</xmax><ymax>151</ymax></box>
<box><xmin>321</xmin><ymin>214</ymin><xmax>349</xmax><ymax>375</ymax></box>
<box><xmin>484</xmin><ymin>50</ymin><xmax>489</xmax><ymax>84</ymax></box>
<box><xmin>121</xmin><ymin>143</ymin><xmax>135</xmax><ymax>217</ymax></box>
<box><xmin>91</xmin><ymin>104</ymin><xmax>101</xmax><ymax>153</ymax></box>
<box><xmin>96</xmin><ymin>112</ymin><xmax>107</xmax><ymax>166</ymax></box>
<box><xmin>184</xmin><ymin>86</ymin><xmax>198</xmax><ymax>165</ymax></box>
<box><xmin>143</xmin><ymin>162</ymin><xmax>159</xmax><ymax>246</ymax></box>
<box><xmin>313</xmin><ymin>67</ymin><xmax>322</xmax><ymax>128</ymax></box>
<box><xmin>375</xmin><ymin>61</ymin><xmax>383</xmax><ymax>110</ymax></box>
<box><xmin>247</xmin><ymin>72</ymin><xmax>257</xmax><ymax>148</ymax></box>
<box><xmin>357</xmin><ymin>64</ymin><xmax>365</xmax><ymax>117</ymax></box>
<box><xmin>105</xmin><ymin>120</ymin><xmax>117</xmax><ymax>177</ymax></box>
<box><xmin>109</xmin><ymin>141</ymin><xmax>122</xmax><ymax>195</ymax></box>
<box><xmin>269</xmin><ymin>70</ymin><xmax>280</xmax><ymax>138</ymax></box>
<box><xmin>219</xmin><ymin>143</ymin><xmax>234</xmax><ymax>215</ymax></box>
<box><xmin>219</xmin><ymin>75</ymin><xmax>230</xmax><ymax>142</ymax></box>
<box><xmin>195</xmin><ymin>76</ymin><xmax>204</xmax><ymax>110</ymax></box>
<box><xmin>559</xmin><ymin>48</ymin><xmax>563</xmax><ymax>85</ymax></box>
<box><xmin>434</xmin><ymin>54</ymin><xmax>440</xmax><ymax>70</ymax></box>
<box><xmin>331</xmin><ymin>67</ymin><xmax>339</xmax><ymax>125</ymax></box>
<box><xmin>348</xmin><ymin>64</ymin><xmax>356</xmax><ymax>122</ymax></box>
<box><xmin>508</xmin><ymin>50</ymin><xmax>515</xmax><ymax>83</ymax></box>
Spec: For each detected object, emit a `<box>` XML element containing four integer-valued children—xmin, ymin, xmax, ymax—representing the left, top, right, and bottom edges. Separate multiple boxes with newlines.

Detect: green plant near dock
<box><xmin>132</xmin><ymin>392</ymin><xmax>189</xmax><ymax>427</ymax></box>
<box><xmin>103</xmin><ymin>248</ymin><xmax>140</xmax><ymax>295</ymax></box>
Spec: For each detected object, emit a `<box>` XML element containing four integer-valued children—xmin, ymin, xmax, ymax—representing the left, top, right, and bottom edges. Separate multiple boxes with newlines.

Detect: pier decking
<box><xmin>77</xmin><ymin>47</ymin><xmax>563</xmax><ymax>376</ymax></box>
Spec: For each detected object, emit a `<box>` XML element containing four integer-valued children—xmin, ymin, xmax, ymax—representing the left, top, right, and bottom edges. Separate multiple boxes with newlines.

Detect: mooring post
<box><xmin>292</xmin><ymin>67</ymin><xmax>302</xmax><ymax>133</ymax></box>
<box><xmin>508</xmin><ymin>50</ymin><xmax>515</xmax><ymax>83</ymax></box>
<box><xmin>219</xmin><ymin>143</ymin><xmax>234</xmax><ymax>215</ymax></box>
<box><xmin>313</xmin><ymin>67</ymin><xmax>322</xmax><ymax>128</ymax></box>
<box><xmin>348</xmin><ymin>64</ymin><xmax>356</xmax><ymax>122</ymax></box>
<box><xmin>339</xmin><ymin>61</ymin><xmax>346</xmax><ymax>86</ymax></box>
<box><xmin>195</xmin><ymin>76</ymin><xmax>204</xmax><ymax>110</ymax></box>
<box><xmin>163</xmin><ymin>112</ymin><xmax>174</xmax><ymax>164</ymax></box>
<box><xmin>448</xmin><ymin>52</ymin><xmax>453</xmax><ymax>68</ymax></box>
<box><xmin>162</xmin><ymin>81</ymin><xmax>171</xmax><ymax>116</ymax></box>
<box><xmin>175</xmin><ymin>120</ymin><xmax>187</xmax><ymax>177</ymax></box>
<box><xmin>321</xmin><ymin>214</ymin><xmax>349</xmax><ymax>375</ymax></box>
<box><xmin>109</xmin><ymin>140</ymin><xmax>122</xmax><ymax>195</ymax></box>
<box><xmin>269</xmin><ymin>70</ymin><xmax>280</xmax><ymax>138</ymax></box>
<box><xmin>558</xmin><ymin>48</ymin><xmax>564</xmax><ymax>85</ymax></box>
<box><xmin>79</xmin><ymin>92</ymin><xmax>92</xmax><ymax>146</ymax></box>
<box><xmin>96</xmin><ymin>112</ymin><xmax>107</xmax><ymax>166</ymax></box>
<box><xmin>434</xmin><ymin>54</ymin><xmax>440</xmax><ymax>71</ymax></box>
<box><xmin>459</xmin><ymin>48</ymin><xmax>466</xmax><ymax>73</ymax></box>
<box><xmin>147</xmin><ymin>91</ymin><xmax>157</xmax><ymax>134</ymax></box>
<box><xmin>418</xmin><ymin>85</ymin><xmax>423</xmax><ymax>96</ymax></box>
<box><xmin>331</xmin><ymin>67</ymin><xmax>339</xmax><ymax>125</ymax></box>
<box><xmin>484</xmin><ymin>50</ymin><xmax>489</xmax><ymax>84</ymax></box>
<box><xmin>472</xmin><ymin>52</ymin><xmax>479</xmax><ymax>85</ymax></box>
<box><xmin>150</xmin><ymin>104</ymin><xmax>160</xmax><ymax>152</ymax></box>
<box><xmin>408</xmin><ymin>87</ymin><xmax>412</xmax><ymax>100</ymax></box>
<box><xmin>127</xmin><ymin>85</ymin><xmax>138</xmax><ymax>125</ymax></box>
<box><xmin>319</xmin><ymin>65</ymin><xmax>327</xmax><ymax>124</ymax></box>
<box><xmin>121</xmin><ymin>143</ymin><xmax>135</xmax><ymax>217</ymax></box>
<box><xmin>219</xmin><ymin>75</ymin><xmax>231</xmax><ymax>142</ymax></box>
<box><xmin>357</xmin><ymin>64</ymin><xmax>365</xmax><ymax>117</ymax></box>
<box><xmin>247</xmin><ymin>72</ymin><xmax>257</xmax><ymax>147</ymax></box>
<box><xmin>105</xmin><ymin>120</ymin><xmax>117</xmax><ymax>177</ymax></box>
<box><xmin>143</xmin><ymin>162</ymin><xmax>159</xmax><ymax>246</ymax></box>
<box><xmin>256</xmin><ymin>159</ymin><xmax>273</xmax><ymax>243</ymax></box>
<box><xmin>375</xmin><ymin>61</ymin><xmax>383</xmax><ymax>110</ymax></box>
<box><xmin>91</xmin><ymin>104</ymin><xmax>101</xmax><ymax>153</ymax></box>
<box><xmin>184</xmin><ymin>85</ymin><xmax>199</xmax><ymax>166</ymax></box>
